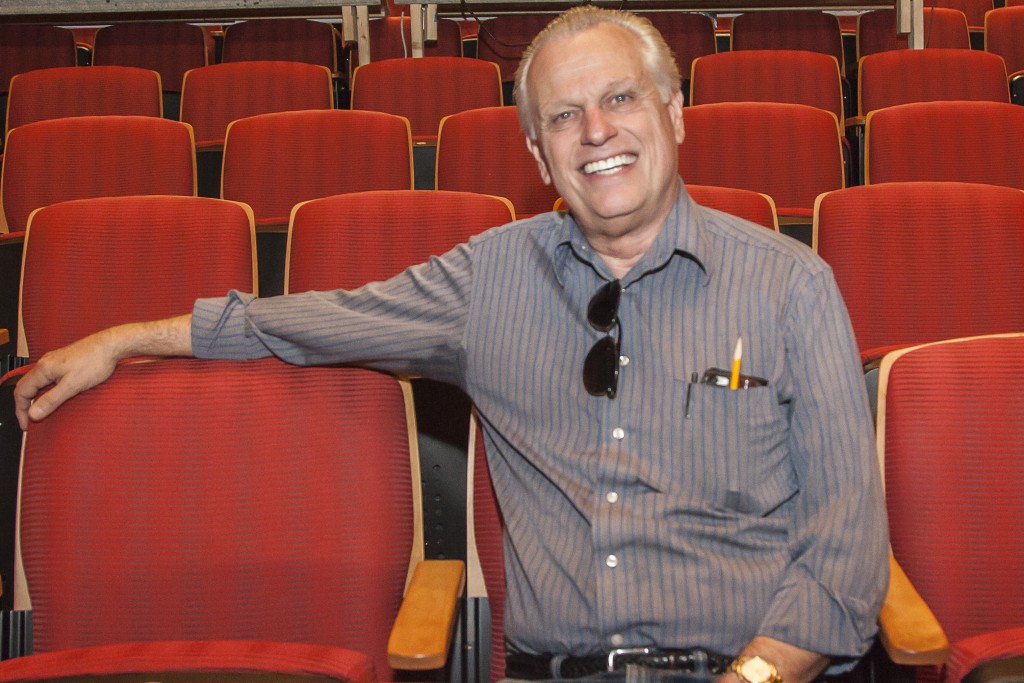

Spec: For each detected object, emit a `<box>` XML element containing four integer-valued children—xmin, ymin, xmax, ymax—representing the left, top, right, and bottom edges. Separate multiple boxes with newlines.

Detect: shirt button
<box><xmin>606</xmin><ymin>554</ymin><xmax>619</xmax><ymax>568</ymax></box>
<box><xmin>619</xmin><ymin>355</ymin><xmax>630</xmax><ymax>366</ymax></box>
<box><xmin>610</xmin><ymin>633</ymin><xmax>625</xmax><ymax>647</ymax></box>
<box><xmin>612</xmin><ymin>427</ymin><xmax>625</xmax><ymax>440</ymax></box>
<box><xmin>606</xmin><ymin>491</ymin><xmax>619</xmax><ymax>504</ymax></box>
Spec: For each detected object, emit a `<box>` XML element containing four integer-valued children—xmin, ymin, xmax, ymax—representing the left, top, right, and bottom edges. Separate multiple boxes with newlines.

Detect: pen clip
<box><xmin>685</xmin><ymin>371</ymin><xmax>698</xmax><ymax>419</ymax></box>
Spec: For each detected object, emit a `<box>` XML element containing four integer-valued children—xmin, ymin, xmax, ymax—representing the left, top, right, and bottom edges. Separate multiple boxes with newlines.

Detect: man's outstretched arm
<box><xmin>14</xmin><ymin>314</ymin><xmax>193</xmax><ymax>430</ymax></box>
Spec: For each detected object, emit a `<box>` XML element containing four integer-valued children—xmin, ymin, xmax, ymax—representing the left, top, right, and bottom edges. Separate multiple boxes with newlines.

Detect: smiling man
<box><xmin>519</xmin><ymin>17</ymin><xmax>684</xmax><ymax>279</ymax></box>
<box><xmin>15</xmin><ymin>8</ymin><xmax>887</xmax><ymax>683</ymax></box>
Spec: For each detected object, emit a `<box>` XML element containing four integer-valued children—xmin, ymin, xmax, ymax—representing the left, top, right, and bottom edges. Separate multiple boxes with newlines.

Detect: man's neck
<box><xmin>584</xmin><ymin>214</ymin><xmax>669</xmax><ymax>280</ymax></box>
<box><xmin>576</xmin><ymin>184</ymin><xmax>679</xmax><ymax>280</ymax></box>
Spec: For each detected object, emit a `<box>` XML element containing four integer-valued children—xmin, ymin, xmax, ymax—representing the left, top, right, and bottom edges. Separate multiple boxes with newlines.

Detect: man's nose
<box><xmin>580</xmin><ymin>106</ymin><xmax>616</xmax><ymax>145</ymax></box>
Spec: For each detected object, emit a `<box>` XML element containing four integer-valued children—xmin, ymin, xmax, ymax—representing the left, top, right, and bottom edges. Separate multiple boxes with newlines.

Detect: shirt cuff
<box><xmin>191</xmin><ymin>290</ymin><xmax>271</xmax><ymax>360</ymax></box>
<box><xmin>756</xmin><ymin>577</ymin><xmax>880</xmax><ymax>659</ymax></box>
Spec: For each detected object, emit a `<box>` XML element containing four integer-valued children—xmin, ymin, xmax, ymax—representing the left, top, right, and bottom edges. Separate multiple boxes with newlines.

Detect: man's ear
<box><xmin>526</xmin><ymin>137</ymin><xmax>553</xmax><ymax>185</ymax></box>
<box><xmin>669</xmin><ymin>89</ymin><xmax>685</xmax><ymax>145</ymax></box>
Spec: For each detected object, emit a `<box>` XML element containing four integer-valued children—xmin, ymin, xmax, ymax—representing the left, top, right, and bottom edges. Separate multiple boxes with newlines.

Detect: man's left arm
<box><xmin>731</xmin><ymin>267</ymin><xmax>890</xmax><ymax>683</ymax></box>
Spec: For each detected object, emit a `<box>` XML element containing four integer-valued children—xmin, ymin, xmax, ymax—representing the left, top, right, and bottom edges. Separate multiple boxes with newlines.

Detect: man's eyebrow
<box><xmin>604</xmin><ymin>78</ymin><xmax>643</xmax><ymax>92</ymax></box>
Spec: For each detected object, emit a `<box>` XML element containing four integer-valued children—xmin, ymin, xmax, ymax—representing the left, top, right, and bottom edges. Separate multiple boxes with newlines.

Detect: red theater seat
<box><xmin>0</xmin><ymin>357</ymin><xmax>462</xmax><ymax>682</ymax></box>
<box><xmin>876</xmin><ymin>334</ymin><xmax>1024</xmax><ymax>682</ymax></box>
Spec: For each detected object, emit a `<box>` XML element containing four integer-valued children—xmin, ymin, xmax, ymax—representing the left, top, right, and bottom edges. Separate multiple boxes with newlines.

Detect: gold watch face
<box><xmin>736</xmin><ymin>656</ymin><xmax>778</xmax><ymax>683</ymax></box>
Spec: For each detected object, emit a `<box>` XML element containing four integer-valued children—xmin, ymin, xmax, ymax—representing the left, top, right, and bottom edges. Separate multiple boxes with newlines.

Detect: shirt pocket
<box><xmin>669</xmin><ymin>380</ymin><xmax>796</xmax><ymax>517</ymax></box>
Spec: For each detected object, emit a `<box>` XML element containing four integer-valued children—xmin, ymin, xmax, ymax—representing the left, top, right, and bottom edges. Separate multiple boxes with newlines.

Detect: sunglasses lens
<box><xmin>584</xmin><ymin>336</ymin><xmax>619</xmax><ymax>398</ymax></box>
<box><xmin>587</xmin><ymin>280</ymin><xmax>621</xmax><ymax>332</ymax></box>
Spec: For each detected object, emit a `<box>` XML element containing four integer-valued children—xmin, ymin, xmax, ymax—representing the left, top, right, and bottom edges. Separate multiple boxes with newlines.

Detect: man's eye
<box><xmin>548</xmin><ymin>111</ymin><xmax>575</xmax><ymax>128</ymax></box>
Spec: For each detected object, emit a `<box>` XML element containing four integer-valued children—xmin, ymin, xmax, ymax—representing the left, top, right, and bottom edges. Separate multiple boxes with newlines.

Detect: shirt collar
<box><xmin>547</xmin><ymin>180</ymin><xmax>711</xmax><ymax>288</ymax></box>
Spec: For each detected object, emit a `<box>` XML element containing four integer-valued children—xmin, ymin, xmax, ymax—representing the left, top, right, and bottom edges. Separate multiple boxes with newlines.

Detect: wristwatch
<box><xmin>729</xmin><ymin>655</ymin><xmax>783</xmax><ymax>683</ymax></box>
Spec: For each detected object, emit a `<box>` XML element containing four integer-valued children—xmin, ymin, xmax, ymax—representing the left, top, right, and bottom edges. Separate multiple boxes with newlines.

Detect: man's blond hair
<box><xmin>513</xmin><ymin>7</ymin><xmax>681</xmax><ymax>140</ymax></box>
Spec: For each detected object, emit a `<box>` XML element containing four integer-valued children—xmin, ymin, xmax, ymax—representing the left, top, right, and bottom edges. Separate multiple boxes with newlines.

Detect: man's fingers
<box><xmin>26</xmin><ymin>384</ymin><xmax>68</xmax><ymax>422</ymax></box>
<box><xmin>13</xmin><ymin>365</ymin><xmax>58</xmax><ymax>431</ymax></box>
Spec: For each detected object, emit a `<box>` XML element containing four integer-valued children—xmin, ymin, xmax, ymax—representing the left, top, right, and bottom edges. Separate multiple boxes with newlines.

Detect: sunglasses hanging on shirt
<box><xmin>583</xmin><ymin>279</ymin><xmax>622</xmax><ymax>398</ymax></box>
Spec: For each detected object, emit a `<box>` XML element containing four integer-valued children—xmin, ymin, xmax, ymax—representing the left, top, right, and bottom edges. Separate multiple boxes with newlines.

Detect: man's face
<box><xmin>524</xmin><ymin>22</ymin><xmax>684</xmax><ymax>239</ymax></box>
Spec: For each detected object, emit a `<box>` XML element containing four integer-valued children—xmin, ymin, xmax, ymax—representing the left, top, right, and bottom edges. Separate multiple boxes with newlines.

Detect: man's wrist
<box><xmin>729</xmin><ymin>655</ymin><xmax>784</xmax><ymax>683</ymax></box>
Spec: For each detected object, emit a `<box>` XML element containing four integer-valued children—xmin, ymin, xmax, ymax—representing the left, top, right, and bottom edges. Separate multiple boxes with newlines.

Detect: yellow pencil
<box><xmin>729</xmin><ymin>337</ymin><xmax>742</xmax><ymax>390</ymax></box>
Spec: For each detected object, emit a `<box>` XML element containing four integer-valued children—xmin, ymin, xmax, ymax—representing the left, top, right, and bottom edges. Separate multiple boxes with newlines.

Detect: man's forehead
<box><xmin>534</xmin><ymin>20</ymin><xmax>636</xmax><ymax>59</ymax></box>
<box><xmin>528</xmin><ymin>26</ymin><xmax>648</xmax><ymax>94</ymax></box>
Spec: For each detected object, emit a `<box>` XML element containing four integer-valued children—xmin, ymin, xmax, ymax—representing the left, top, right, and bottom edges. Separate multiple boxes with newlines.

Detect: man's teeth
<box><xmin>583</xmin><ymin>154</ymin><xmax>637</xmax><ymax>175</ymax></box>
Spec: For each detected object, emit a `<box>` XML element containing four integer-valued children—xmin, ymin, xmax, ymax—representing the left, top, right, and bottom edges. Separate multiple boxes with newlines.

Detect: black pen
<box><xmin>685</xmin><ymin>371</ymin><xmax>697</xmax><ymax>419</ymax></box>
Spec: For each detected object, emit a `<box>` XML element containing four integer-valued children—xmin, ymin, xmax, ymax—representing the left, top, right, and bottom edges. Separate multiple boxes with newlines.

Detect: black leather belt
<box><xmin>506</xmin><ymin>647</ymin><xmax>733</xmax><ymax>680</ymax></box>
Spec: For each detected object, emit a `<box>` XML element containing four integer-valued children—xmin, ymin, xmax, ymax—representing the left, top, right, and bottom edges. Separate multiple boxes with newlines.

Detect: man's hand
<box><xmin>14</xmin><ymin>332</ymin><xmax>121</xmax><ymax>429</ymax></box>
<box><xmin>719</xmin><ymin>636</ymin><xmax>829</xmax><ymax>683</ymax></box>
<box><xmin>13</xmin><ymin>315</ymin><xmax>193</xmax><ymax>430</ymax></box>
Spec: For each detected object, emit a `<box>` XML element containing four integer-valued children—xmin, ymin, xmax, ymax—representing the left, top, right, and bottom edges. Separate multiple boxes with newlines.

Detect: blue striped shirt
<box><xmin>193</xmin><ymin>183</ymin><xmax>888</xmax><ymax>660</ymax></box>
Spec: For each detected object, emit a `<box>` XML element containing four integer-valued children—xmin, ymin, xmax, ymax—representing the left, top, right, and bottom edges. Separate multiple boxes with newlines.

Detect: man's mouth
<box><xmin>582</xmin><ymin>154</ymin><xmax>637</xmax><ymax>176</ymax></box>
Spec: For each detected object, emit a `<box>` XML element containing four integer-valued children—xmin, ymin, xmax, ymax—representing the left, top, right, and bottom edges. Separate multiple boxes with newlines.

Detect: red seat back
<box><xmin>0</xmin><ymin>25</ymin><xmax>76</xmax><ymax>96</ymax></box>
<box><xmin>92</xmin><ymin>22</ymin><xmax>209</xmax><ymax>92</ymax></box>
<box><xmin>858</xmin><ymin>48</ymin><xmax>1008</xmax><ymax>115</ymax></box>
<box><xmin>286</xmin><ymin>190</ymin><xmax>514</xmax><ymax>293</ymax></box>
<box><xmin>221</xmin><ymin>18</ymin><xmax>338</xmax><ymax>72</ymax></box>
<box><xmin>984</xmin><ymin>6</ymin><xmax>1024</xmax><ymax>77</ymax></box>
<box><xmin>857</xmin><ymin>8</ymin><xmax>970</xmax><ymax>57</ymax></box>
<box><xmin>6</xmin><ymin>66</ymin><xmax>163</xmax><ymax>133</ymax></box>
<box><xmin>350</xmin><ymin>57</ymin><xmax>502</xmax><ymax>142</ymax></box>
<box><xmin>687</xmin><ymin>185</ymin><xmax>779</xmax><ymax>231</ymax></box>
<box><xmin>932</xmin><ymin>0</ymin><xmax>993</xmax><ymax>30</ymax></box>
<box><xmin>679</xmin><ymin>102</ymin><xmax>844</xmax><ymax>219</ymax></box>
<box><xmin>690</xmin><ymin>49</ymin><xmax>844</xmax><ymax>122</ymax></box>
<box><xmin>19</xmin><ymin>195</ymin><xmax>255</xmax><ymax>360</ymax></box>
<box><xmin>814</xmin><ymin>182</ymin><xmax>1024</xmax><ymax>355</ymax></box>
<box><xmin>222</xmin><ymin>110</ymin><xmax>413</xmax><ymax>229</ymax></box>
<box><xmin>180</xmin><ymin>61</ymin><xmax>333</xmax><ymax>149</ymax></box>
<box><xmin>730</xmin><ymin>10</ymin><xmax>845</xmax><ymax>74</ymax></box>
<box><xmin>436</xmin><ymin>106</ymin><xmax>557</xmax><ymax>218</ymax></box>
<box><xmin>0</xmin><ymin>116</ymin><xmax>196</xmax><ymax>234</ymax></box>
<box><xmin>864</xmin><ymin>100</ymin><xmax>1024</xmax><ymax>187</ymax></box>
<box><xmin>638</xmin><ymin>12</ymin><xmax>717</xmax><ymax>87</ymax></box>
<box><xmin>18</xmin><ymin>357</ymin><xmax>416</xmax><ymax>680</ymax></box>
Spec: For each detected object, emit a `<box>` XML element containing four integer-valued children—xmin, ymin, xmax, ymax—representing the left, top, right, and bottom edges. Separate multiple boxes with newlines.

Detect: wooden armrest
<box><xmin>879</xmin><ymin>553</ymin><xmax>950</xmax><ymax>666</ymax></box>
<box><xmin>387</xmin><ymin>559</ymin><xmax>465</xmax><ymax>670</ymax></box>
<box><xmin>0</xmin><ymin>329</ymin><xmax>9</xmax><ymax>346</ymax></box>
<box><xmin>845</xmin><ymin>115</ymin><xmax>866</xmax><ymax>131</ymax></box>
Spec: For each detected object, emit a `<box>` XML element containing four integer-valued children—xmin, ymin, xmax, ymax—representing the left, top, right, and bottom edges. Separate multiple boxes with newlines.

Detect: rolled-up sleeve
<box><xmin>192</xmin><ymin>290</ymin><xmax>269</xmax><ymax>360</ymax></box>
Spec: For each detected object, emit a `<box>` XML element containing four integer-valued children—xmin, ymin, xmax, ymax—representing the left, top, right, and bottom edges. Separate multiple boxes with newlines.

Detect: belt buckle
<box><xmin>607</xmin><ymin>647</ymin><xmax>653</xmax><ymax>672</ymax></box>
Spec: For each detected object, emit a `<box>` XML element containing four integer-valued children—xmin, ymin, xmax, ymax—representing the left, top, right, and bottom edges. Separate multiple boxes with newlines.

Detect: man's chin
<box><xmin>581</xmin><ymin>199</ymin><xmax>643</xmax><ymax>223</ymax></box>
<box><xmin>571</xmin><ymin>204</ymin><xmax>648</xmax><ymax>236</ymax></box>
